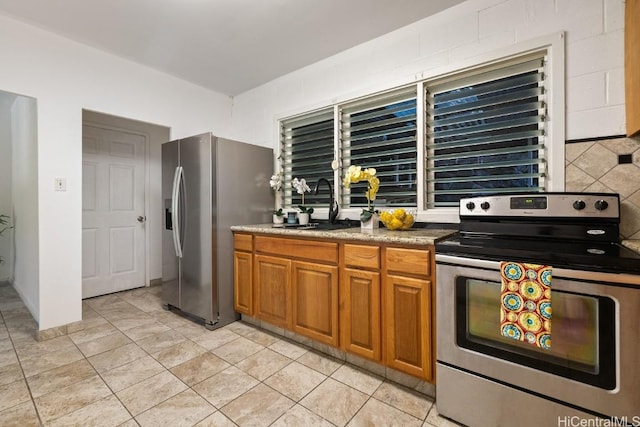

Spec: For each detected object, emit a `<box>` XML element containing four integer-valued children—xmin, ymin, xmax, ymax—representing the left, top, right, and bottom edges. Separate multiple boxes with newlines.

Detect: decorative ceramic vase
<box><xmin>361</xmin><ymin>213</ymin><xmax>379</xmax><ymax>231</ymax></box>
<box><xmin>273</xmin><ymin>214</ymin><xmax>284</xmax><ymax>225</ymax></box>
<box><xmin>298</xmin><ymin>212</ymin><xmax>310</xmax><ymax>225</ymax></box>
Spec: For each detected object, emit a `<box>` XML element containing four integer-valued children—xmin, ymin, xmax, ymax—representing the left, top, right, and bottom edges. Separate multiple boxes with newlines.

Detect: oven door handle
<box><xmin>435</xmin><ymin>254</ymin><xmax>499</xmax><ymax>270</ymax></box>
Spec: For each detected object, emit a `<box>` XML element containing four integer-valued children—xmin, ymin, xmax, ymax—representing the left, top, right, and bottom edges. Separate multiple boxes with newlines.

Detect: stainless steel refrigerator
<box><xmin>162</xmin><ymin>132</ymin><xmax>273</xmax><ymax>329</ymax></box>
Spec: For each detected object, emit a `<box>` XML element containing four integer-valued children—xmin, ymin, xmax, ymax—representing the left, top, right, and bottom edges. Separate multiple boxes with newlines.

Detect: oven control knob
<box><xmin>572</xmin><ymin>200</ymin><xmax>586</xmax><ymax>210</ymax></box>
<box><xmin>465</xmin><ymin>202</ymin><xmax>475</xmax><ymax>210</ymax></box>
<box><xmin>595</xmin><ymin>200</ymin><xmax>609</xmax><ymax>211</ymax></box>
<box><xmin>480</xmin><ymin>201</ymin><xmax>490</xmax><ymax>210</ymax></box>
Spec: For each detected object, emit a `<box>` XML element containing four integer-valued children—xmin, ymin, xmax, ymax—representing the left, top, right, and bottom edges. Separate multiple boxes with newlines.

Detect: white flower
<box><xmin>292</xmin><ymin>177</ymin><xmax>311</xmax><ymax>195</ymax></box>
<box><xmin>269</xmin><ymin>173</ymin><xmax>283</xmax><ymax>191</ymax></box>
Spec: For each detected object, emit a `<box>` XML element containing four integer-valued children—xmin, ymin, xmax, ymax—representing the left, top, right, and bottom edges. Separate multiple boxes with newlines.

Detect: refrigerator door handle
<box><xmin>178</xmin><ymin>166</ymin><xmax>187</xmax><ymax>255</ymax></box>
<box><xmin>171</xmin><ymin>166</ymin><xmax>184</xmax><ymax>258</ymax></box>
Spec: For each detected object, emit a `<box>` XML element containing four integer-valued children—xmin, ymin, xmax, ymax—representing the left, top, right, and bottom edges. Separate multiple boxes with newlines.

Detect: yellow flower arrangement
<box><xmin>342</xmin><ymin>165</ymin><xmax>380</xmax><ymax>222</ymax></box>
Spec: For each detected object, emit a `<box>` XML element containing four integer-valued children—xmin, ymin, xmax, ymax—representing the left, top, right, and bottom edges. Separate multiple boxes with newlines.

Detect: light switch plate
<box><xmin>54</xmin><ymin>177</ymin><xmax>66</xmax><ymax>192</ymax></box>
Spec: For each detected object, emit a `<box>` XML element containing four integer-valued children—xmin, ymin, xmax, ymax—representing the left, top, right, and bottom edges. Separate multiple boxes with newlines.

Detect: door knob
<box><xmin>137</xmin><ymin>216</ymin><xmax>146</xmax><ymax>223</ymax></box>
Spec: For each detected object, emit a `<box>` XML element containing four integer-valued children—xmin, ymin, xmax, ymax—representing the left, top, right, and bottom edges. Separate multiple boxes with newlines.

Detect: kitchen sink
<box><xmin>273</xmin><ymin>221</ymin><xmax>356</xmax><ymax>230</ymax></box>
<box><xmin>298</xmin><ymin>222</ymin><xmax>355</xmax><ymax>230</ymax></box>
<box><xmin>309</xmin><ymin>222</ymin><xmax>353</xmax><ymax>230</ymax></box>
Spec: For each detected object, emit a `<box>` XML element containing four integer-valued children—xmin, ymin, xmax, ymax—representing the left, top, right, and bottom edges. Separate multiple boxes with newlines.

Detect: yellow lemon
<box><xmin>392</xmin><ymin>208</ymin><xmax>406</xmax><ymax>220</ymax></box>
<box><xmin>401</xmin><ymin>213</ymin><xmax>414</xmax><ymax>229</ymax></box>
<box><xmin>389</xmin><ymin>218</ymin><xmax>403</xmax><ymax>230</ymax></box>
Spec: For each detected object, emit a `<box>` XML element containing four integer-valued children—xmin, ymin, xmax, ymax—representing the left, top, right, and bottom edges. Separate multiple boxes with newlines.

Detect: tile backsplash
<box><xmin>566</xmin><ymin>136</ymin><xmax>640</xmax><ymax>239</ymax></box>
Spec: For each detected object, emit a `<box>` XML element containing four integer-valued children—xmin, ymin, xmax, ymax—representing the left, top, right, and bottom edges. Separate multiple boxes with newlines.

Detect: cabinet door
<box><xmin>233</xmin><ymin>251</ymin><xmax>253</xmax><ymax>315</ymax></box>
<box><xmin>292</xmin><ymin>261</ymin><xmax>339</xmax><ymax>346</ymax></box>
<box><xmin>341</xmin><ymin>268</ymin><xmax>381</xmax><ymax>361</ymax></box>
<box><xmin>384</xmin><ymin>274</ymin><xmax>432</xmax><ymax>380</ymax></box>
<box><xmin>254</xmin><ymin>254</ymin><xmax>291</xmax><ymax>329</ymax></box>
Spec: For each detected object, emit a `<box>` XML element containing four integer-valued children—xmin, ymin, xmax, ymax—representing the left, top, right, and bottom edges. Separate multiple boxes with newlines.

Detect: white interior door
<box><xmin>82</xmin><ymin>124</ymin><xmax>146</xmax><ymax>298</ymax></box>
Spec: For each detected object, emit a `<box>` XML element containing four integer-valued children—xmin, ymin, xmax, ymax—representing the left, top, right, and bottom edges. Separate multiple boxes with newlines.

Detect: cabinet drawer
<box><xmin>344</xmin><ymin>244</ymin><xmax>380</xmax><ymax>270</ymax></box>
<box><xmin>255</xmin><ymin>236</ymin><xmax>338</xmax><ymax>264</ymax></box>
<box><xmin>385</xmin><ymin>247</ymin><xmax>431</xmax><ymax>277</ymax></box>
<box><xmin>234</xmin><ymin>233</ymin><xmax>253</xmax><ymax>251</ymax></box>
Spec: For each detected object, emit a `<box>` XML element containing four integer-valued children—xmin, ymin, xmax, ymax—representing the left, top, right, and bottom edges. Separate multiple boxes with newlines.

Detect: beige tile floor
<box><xmin>0</xmin><ymin>282</ymin><xmax>460</xmax><ymax>426</ymax></box>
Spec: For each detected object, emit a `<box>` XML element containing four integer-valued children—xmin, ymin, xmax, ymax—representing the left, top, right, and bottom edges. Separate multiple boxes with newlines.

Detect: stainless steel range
<box><xmin>435</xmin><ymin>193</ymin><xmax>640</xmax><ymax>427</ymax></box>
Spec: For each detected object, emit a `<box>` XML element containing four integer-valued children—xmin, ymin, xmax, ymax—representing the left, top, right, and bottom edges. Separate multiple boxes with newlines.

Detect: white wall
<box><xmin>230</xmin><ymin>0</ymin><xmax>625</xmax><ymax>148</ymax></box>
<box><xmin>11</xmin><ymin>96</ymin><xmax>39</xmax><ymax>318</ymax></box>
<box><xmin>0</xmin><ymin>13</ymin><xmax>234</xmax><ymax>330</ymax></box>
<box><xmin>0</xmin><ymin>93</ymin><xmax>15</xmax><ymax>282</ymax></box>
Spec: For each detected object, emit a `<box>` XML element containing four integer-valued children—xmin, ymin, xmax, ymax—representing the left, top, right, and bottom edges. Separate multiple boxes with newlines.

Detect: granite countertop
<box><xmin>232</xmin><ymin>224</ymin><xmax>640</xmax><ymax>257</ymax></box>
<box><xmin>231</xmin><ymin>223</ymin><xmax>457</xmax><ymax>246</ymax></box>
<box><xmin>622</xmin><ymin>239</ymin><xmax>640</xmax><ymax>255</ymax></box>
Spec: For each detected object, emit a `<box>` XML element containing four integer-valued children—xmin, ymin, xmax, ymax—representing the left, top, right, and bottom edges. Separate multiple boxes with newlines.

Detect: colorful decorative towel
<box><xmin>500</xmin><ymin>262</ymin><xmax>552</xmax><ymax>349</ymax></box>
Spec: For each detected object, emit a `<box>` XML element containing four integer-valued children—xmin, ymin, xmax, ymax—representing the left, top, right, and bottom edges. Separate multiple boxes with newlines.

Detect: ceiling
<box><xmin>0</xmin><ymin>0</ymin><xmax>465</xmax><ymax>96</ymax></box>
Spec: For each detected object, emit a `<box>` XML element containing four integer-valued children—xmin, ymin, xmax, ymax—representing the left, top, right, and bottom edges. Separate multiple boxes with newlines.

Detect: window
<box><xmin>278</xmin><ymin>44</ymin><xmax>557</xmax><ymax>218</ymax></box>
<box><xmin>425</xmin><ymin>56</ymin><xmax>547</xmax><ymax>208</ymax></box>
<box><xmin>281</xmin><ymin>109</ymin><xmax>335</xmax><ymax>207</ymax></box>
<box><xmin>340</xmin><ymin>87</ymin><xmax>417</xmax><ymax>209</ymax></box>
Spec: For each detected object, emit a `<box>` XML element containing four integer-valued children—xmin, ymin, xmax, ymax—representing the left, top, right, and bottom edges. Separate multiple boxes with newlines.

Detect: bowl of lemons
<box><xmin>379</xmin><ymin>208</ymin><xmax>415</xmax><ymax>230</ymax></box>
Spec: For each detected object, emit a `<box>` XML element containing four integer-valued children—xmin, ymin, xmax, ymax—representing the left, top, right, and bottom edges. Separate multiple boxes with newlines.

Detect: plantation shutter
<box><xmin>281</xmin><ymin>109</ymin><xmax>335</xmax><ymax>207</ymax></box>
<box><xmin>340</xmin><ymin>87</ymin><xmax>417</xmax><ymax>208</ymax></box>
<box><xmin>426</xmin><ymin>57</ymin><xmax>547</xmax><ymax>208</ymax></box>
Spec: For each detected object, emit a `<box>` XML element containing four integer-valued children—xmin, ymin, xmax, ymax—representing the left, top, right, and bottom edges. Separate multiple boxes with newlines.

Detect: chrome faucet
<box><xmin>313</xmin><ymin>178</ymin><xmax>339</xmax><ymax>224</ymax></box>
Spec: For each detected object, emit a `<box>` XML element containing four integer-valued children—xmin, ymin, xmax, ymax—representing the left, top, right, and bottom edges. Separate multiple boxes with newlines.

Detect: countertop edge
<box><xmin>231</xmin><ymin>224</ymin><xmax>457</xmax><ymax>246</ymax></box>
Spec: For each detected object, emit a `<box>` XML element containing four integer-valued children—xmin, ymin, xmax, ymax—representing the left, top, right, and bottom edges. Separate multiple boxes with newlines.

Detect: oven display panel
<box><xmin>510</xmin><ymin>196</ymin><xmax>547</xmax><ymax>210</ymax></box>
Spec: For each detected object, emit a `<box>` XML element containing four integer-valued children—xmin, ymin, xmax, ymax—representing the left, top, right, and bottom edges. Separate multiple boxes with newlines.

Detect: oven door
<box><xmin>436</xmin><ymin>254</ymin><xmax>640</xmax><ymax>418</ymax></box>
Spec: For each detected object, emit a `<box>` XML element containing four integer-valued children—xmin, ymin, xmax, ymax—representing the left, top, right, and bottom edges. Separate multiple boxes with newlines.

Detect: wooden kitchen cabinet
<box><xmin>233</xmin><ymin>233</ymin><xmax>253</xmax><ymax>315</ymax></box>
<box><xmin>626</xmin><ymin>0</ymin><xmax>640</xmax><ymax>136</ymax></box>
<box><xmin>292</xmin><ymin>260</ymin><xmax>339</xmax><ymax>346</ymax></box>
<box><xmin>384</xmin><ymin>274</ymin><xmax>432</xmax><ymax>379</ymax></box>
<box><xmin>254</xmin><ymin>254</ymin><xmax>291</xmax><ymax>329</ymax></box>
<box><xmin>341</xmin><ymin>244</ymin><xmax>382</xmax><ymax>361</ymax></box>
<box><xmin>233</xmin><ymin>231</ymin><xmax>437</xmax><ymax>382</ymax></box>
<box><xmin>341</xmin><ymin>267</ymin><xmax>381</xmax><ymax>361</ymax></box>
<box><xmin>385</xmin><ymin>247</ymin><xmax>431</xmax><ymax>277</ymax></box>
<box><xmin>383</xmin><ymin>246</ymin><xmax>434</xmax><ymax>380</ymax></box>
<box><xmin>253</xmin><ymin>235</ymin><xmax>338</xmax><ymax>335</ymax></box>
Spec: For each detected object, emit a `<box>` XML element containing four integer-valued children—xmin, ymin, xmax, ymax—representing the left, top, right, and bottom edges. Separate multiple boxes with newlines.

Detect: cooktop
<box><xmin>436</xmin><ymin>192</ymin><xmax>640</xmax><ymax>275</ymax></box>
<box><xmin>436</xmin><ymin>234</ymin><xmax>640</xmax><ymax>274</ymax></box>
